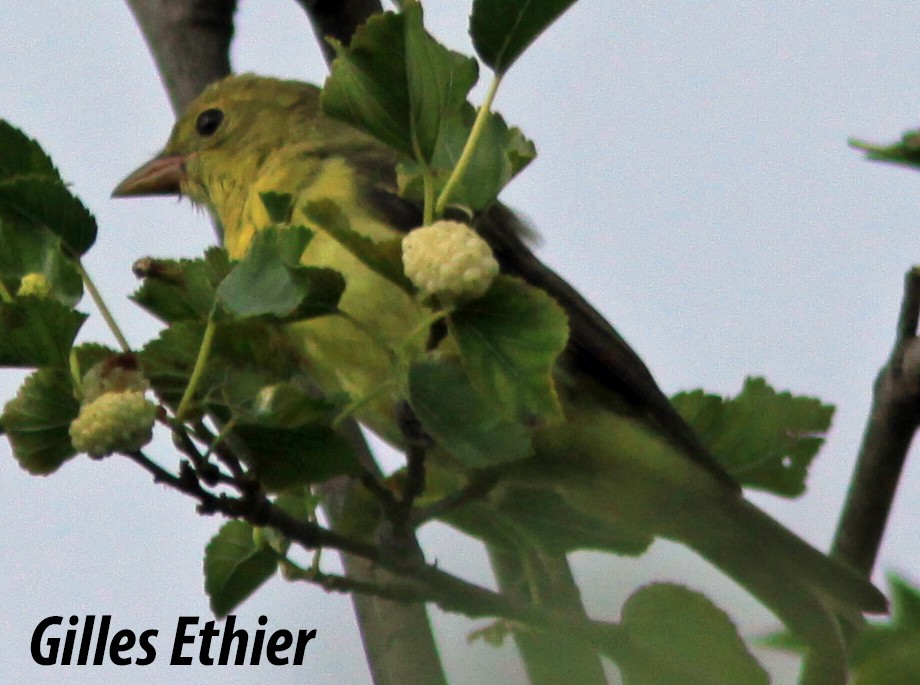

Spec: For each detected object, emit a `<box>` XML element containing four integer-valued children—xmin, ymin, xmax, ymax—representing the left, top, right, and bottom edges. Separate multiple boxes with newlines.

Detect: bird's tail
<box><xmin>674</xmin><ymin>495</ymin><xmax>887</xmax><ymax>662</ymax></box>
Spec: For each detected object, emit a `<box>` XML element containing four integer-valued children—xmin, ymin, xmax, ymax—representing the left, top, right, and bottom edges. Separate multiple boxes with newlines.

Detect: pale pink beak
<box><xmin>112</xmin><ymin>154</ymin><xmax>186</xmax><ymax>197</ymax></box>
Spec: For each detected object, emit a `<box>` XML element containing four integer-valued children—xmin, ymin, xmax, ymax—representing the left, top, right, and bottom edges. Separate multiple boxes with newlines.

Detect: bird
<box><xmin>113</xmin><ymin>73</ymin><xmax>886</xmax><ymax>661</ymax></box>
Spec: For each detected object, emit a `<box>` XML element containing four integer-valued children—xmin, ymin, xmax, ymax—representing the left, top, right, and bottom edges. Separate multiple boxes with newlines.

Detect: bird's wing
<box><xmin>360</xmin><ymin>182</ymin><xmax>737</xmax><ymax>489</ymax></box>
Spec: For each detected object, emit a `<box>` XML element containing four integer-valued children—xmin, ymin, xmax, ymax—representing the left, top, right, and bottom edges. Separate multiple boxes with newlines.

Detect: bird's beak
<box><xmin>112</xmin><ymin>153</ymin><xmax>186</xmax><ymax>197</ymax></box>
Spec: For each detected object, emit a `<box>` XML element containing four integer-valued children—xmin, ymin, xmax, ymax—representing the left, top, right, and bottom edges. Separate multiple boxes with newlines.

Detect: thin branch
<box><xmin>488</xmin><ymin>547</ymin><xmax>608</xmax><ymax>685</ymax></box>
<box><xmin>292</xmin><ymin>0</ymin><xmax>383</xmax><ymax>63</ymax></box>
<box><xmin>801</xmin><ymin>268</ymin><xmax>920</xmax><ymax>685</ymax></box>
<box><xmin>124</xmin><ymin>448</ymin><xmax>627</xmax><ymax>658</ymax></box>
<box><xmin>190</xmin><ymin>419</ymin><xmax>246</xmax><ymax>479</ymax></box>
<box><xmin>398</xmin><ymin>401</ymin><xmax>429</xmax><ymax>509</ymax></box>
<box><xmin>412</xmin><ymin>467</ymin><xmax>501</xmax><ymax>525</ymax></box>
<box><xmin>123</xmin><ymin>0</ymin><xmax>237</xmax><ymax>114</ymax></box>
<box><xmin>831</xmin><ymin>267</ymin><xmax>920</xmax><ymax>575</ymax></box>
<box><xmin>159</xmin><ymin>414</ymin><xmax>224</xmax><ymax>487</ymax></box>
<box><xmin>283</xmin><ymin>561</ymin><xmax>432</xmax><ymax>604</ymax></box>
<box><xmin>318</xmin><ymin>420</ymin><xmax>447</xmax><ymax>685</ymax></box>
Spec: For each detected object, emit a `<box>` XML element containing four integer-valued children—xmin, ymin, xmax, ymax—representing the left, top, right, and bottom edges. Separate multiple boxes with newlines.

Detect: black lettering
<box><xmin>136</xmin><ymin>629</ymin><xmax>158</xmax><ymax>666</ymax></box>
<box><xmin>76</xmin><ymin>614</ymin><xmax>95</xmax><ymax>665</ymax></box>
<box><xmin>31</xmin><ymin>616</ymin><xmax>62</xmax><ymax>665</ymax></box>
<box><xmin>250</xmin><ymin>616</ymin><xmax>268</xmax><ymax>665</ymax></box>
<box><xmin>198</xmin><ymin>620</ymin><xmax>219</xmax><ymax>666</ymax></box>
<box><xmin>109</xmin><ymin>629</ymin><xmax>136</xmax><ymax>666</ymax></box>
<box><xmin>266</xmin><ymin>630</ymin><xmax>292</xmax><ymax>665</ymax></box>
<box><xmin>93</xmin><ymin>615</ymin><xmax>111</xmax><ymax>665</ymax></box>
<box><xmin>171</xmin><ymin>617</ymin><xmax>198</xmax><ymax>665</ymax></box>
<box><xmin>293</xmin><ymin>629</ymin><xmax>317</xmax><ymax>665</ymax></box>
<box><xmin>61</xmin><ymin>615</ymin><xmax>78</xmax><ymax>665</ymax></box>
<box><xmin>218</xmin><ymin>615</ymin><xmax>248</xmax><ymax>666</ymax></box>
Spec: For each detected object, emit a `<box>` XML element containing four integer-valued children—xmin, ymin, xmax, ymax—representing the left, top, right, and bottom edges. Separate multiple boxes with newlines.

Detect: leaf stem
<box><xmin>73</xmin><ymin>259</ymin><xmax>131</xmax><ymax>352</ymax></box>
<box><xmin>69</xmin><ymin>349</ymin><xmax>83</xmax><ymax>397</ymax></box>
<box><xmin>401</xmin><ymin>308</ymin><xmax>449</xmax><ymax>353</ymax></box>
<box><xmin>332</xmin><ymin>379</ymin><xmax>398</xmax><ymax>429</ymax></box>
<box><xmin>422</xmin><ymin>168</ymin><xmax>435</xmax><ymax>226</ymax></box>
<box><xmin>0</xmin><ymin>278</ymin><xmax>13</xmax><ymax>303</ymax></box>
<box><xmin>176</xmin><ymin>310</ymin><xmax>218</xmax><ymax>419</ymax></box>
<box><xmin>337</xmin><ymin>310</ymin><xmax>399</xmax><ymax>365</ymax></box>
<box><xmin>435</xmin><ymin>73</ymin><xmax>503</xmax><ymax>216</ymax></box>
<box><xmin>202</xmin><ymin>417</ymin><xmax>237</xmax><ymax>460</ymax></box>
<box><xmin>410</xmin><ymin>134</ymin><xmax>436</xmax><ymax>226</ymax></box>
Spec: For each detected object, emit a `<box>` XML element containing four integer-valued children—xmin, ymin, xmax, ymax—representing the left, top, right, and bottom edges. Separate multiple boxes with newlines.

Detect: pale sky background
<box><xmin>2</xmin><ymin>2</ymin><xmax>920</xmax><ymax>684</ymax></box>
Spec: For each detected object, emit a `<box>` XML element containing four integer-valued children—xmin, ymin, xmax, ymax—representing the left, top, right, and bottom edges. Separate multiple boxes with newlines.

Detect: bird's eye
<box><xmin>195</xmin><ymin>108</ymin><xmax>224</xmax><ymax>137</ymax></box>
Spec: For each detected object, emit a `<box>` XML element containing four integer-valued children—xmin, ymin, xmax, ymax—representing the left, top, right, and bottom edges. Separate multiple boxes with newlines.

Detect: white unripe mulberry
<box><xmin>402</xmin><ymin>220</ymin><xmax>499</xmax><ymax>303</ymax></box>
<box><xmin>69</xmin><ymin>390</ymin><xmax>157</xmax><ymax>458</ymax></box>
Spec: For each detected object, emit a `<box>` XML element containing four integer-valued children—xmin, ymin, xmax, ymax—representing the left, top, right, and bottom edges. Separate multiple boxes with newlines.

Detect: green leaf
<box><xmin>850</xmin><ymin>132</ymin><xmax>920</xmax><ymax>171</ymax></box>
<box><xmin>848</xmin><ymin>574</ymin><xmax>920</xmax><ymax>685</ymax></box>
<box><xmin>618</xmin><ymin>583</ymin><xmax>768</xmax><ymax>685</ymax></box>
<box><xmin>0</xmin><ymin>120</ymin><xmax>61</xmax><ymax>181</ymax></box>
<box><xmin>302</xmin><ymin>199</ymin><xmax>415</xmax><ymax>294</ymax></box>
<box><xmin>2</xmin><ymin>367</ymin><xmax>79</xmax><ymax>474</ymax></box>
<box><xmin>398</xmin><ymin>106</ymin><xmax>535</xmax><ymax>211</ymax></box>
<box><xmin>408</xmin><ymin>354</ymin><xmax>533</xmax><ymax>467</ymax></box>
<box><xmin>322</xmin><ymin>6</ymin><xmax>479</xmax><ymax>165</ymax></box>
<box><xmin>0</xmin><ymin>299</ymin><xmax>86</xmax><ymax>367</ymax></box>
<box><xmin>471</xmin><ymin>0</ymin><xmax>579</xmax><ymax>73</ymax></box>
<box><xmin>140</xmin><ymin>319</ymin><xmax>303</xmax><ymax>409</ymax></box>
<box><xmin>210</xmin><ymin>320</ymin><xmax>308</xmax><ymax>382</ymax></box>
<box><xmin>274</xmin><ymin>487</ymin><xmax>320</xmax><ymax>522</ymax></box>
<box><xmin>204</xmin><ymin>520</ymin><xmax>278</xmax><ymax>618</ymax></box>
<box><xmin>259</xmin><ymin>192</ymin><xmax>294</xmax><ymax>224</ymax></box>
<box><xmin>259</xmin><ymin>488</ymin><xmax>321</xmax><ymax>556</ymax></box>
<box><xmin>0</xmin><ymin>220</ymin><xmax>82</xmax><ymax>306</ymax></box>
<box><xmin>322</xmin><ymin>11</ymin><xmax>414</xmax><ymax>157</ymax></box>
<box><xmin>220</xmin><ymin>376</ymin><xmax>342</xmax><ymax>428</ymax></box>
<box><xmin>73</xmin><ymin>343</ymin><xmax>120</xmax><ymax>374</ymax></box>
<box><xmin>403</xmin><ymin>2</ymin><xmax>479</xmax><ymax>162</ymax></box>
<box><xmin>672</xmin><ymin>377</ymin><xmax>834</xmax><ymax>497</ymax></box>
<box><xmin>231</xmin><ymin>423</ymin><xmax>359</xmax><ymax>492</ymax></box>
<box><xmin>321</xmin><ymin>6</ymin><xmax>532</xmax><ymax>210</ymax></box>
<box><xmin>131</xmin><ymin>249</ymin><xmax>230</xmax><ymax>323</ymax></box>
<box><xmin>216</xmin><ymin>226</ymin><xmax>344</xmax><ymax>322</ymax></box>
<box><xmin>0</xmin><ymin>176</ymin><xmax>97</xmax><ymax>256</ymax></box>
<box><xmin>449</xmin><ymin>276</ymin><xmax>567</xmax><ymax>424</ymax></box>
<box><xmin>216</xmin><ymin>375</ymin><xmax>357</xmax><ymax>491</ymax></box>
<box><xmin>139</xmin><ymin>321</ymin><xmax>204</xmax><ymax>405</ymax></box>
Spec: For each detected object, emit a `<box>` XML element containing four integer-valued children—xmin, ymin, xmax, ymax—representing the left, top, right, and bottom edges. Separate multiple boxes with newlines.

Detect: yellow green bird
<box><xmin>114</xmin><ymin>74</ymin><xmax>885</xmax><ymax>660</ymax></box>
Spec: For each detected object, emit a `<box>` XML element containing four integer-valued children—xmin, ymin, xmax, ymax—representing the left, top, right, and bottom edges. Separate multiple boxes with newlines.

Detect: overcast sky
<box><xmin>3</xmin><ymin>2</ymin><xmax>920</xmax><ymax>683</ymax></box>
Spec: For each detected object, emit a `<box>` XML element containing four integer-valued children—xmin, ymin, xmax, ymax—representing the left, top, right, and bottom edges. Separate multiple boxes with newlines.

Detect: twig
<box><xmin>123</xmin><ymin>447</ymin><xmax>628</xmax><ymax>657</ymax></box>
<box><xmin>831</xmin><ymin>267</ymin><xmax>920</xmax><ymax>575</ymax></box>
<box><xmin>488</xmin><ymin>547</ymin><xmax>608</xmax><ymax>685</ymax></box>
<box><xmin>159</xmin><ymin>414</ymin><xmax>224</xmax><ymax>487</ymax></box>
<box><xmin>73</xmin><ymin>259</ymin><xmax>132</xmax><ymax>352</ymax></box>
<box><xmin>412</xmin><ymin>467</ymin><xmax>500</xmax><ymax>525</ymax></box>
<box><xmin>123</xmin><ymin>0</ymin><xmax>237</xmax><ymax>114</ymax></box>
<box><xmin>398</xmin><ymin>401</ymin><xmax>429</xmax><ymax>508</ymax></box>
<box><xmin>283</xmin><ymin>560</ymin><xmax>433</xmax><ymax>604</ymax></box>
<box><xmin>801</xmin><ymin>268</ymin><xmax>920</xmax><ymax>685</ymax></box>
<box><xmin>190</xmin><ymin>419</ymin><xmax>246</xmax><ymax>479</ymax></box>
<box><xmin>292</xmin><ymin>0</ymin><xmax>382</xmax><ymax>63</ymax></box>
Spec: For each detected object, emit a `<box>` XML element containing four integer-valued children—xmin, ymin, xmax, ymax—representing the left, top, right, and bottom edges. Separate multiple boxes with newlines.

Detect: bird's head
<box><xmin>112</xmin><ymin>74</ymin><xmax>324</xmax><ymax>205</ymax></box>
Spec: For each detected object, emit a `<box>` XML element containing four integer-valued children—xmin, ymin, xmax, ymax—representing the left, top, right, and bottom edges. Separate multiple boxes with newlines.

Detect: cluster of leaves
<box><xmin>322</xmin><ymin>0</ymin><xmax>541</xmax><ymax>214</ymax></box>
<box><xmin>0</xmin><ymin>121</ymin><xmax>92</xmax><ymax>473</ymax></box>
